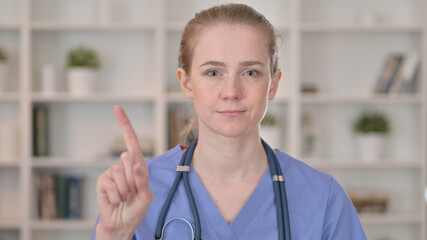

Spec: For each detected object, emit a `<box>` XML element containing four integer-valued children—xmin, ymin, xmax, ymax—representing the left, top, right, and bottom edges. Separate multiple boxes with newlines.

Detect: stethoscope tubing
<box><xmin>182</xmin><ymin>141</ymin><xmax>202</xmax><ymax>239</ymax></box>
<box><xmin>155</xmin><ymin>139</ymin><xmax>291</xmax><ymax>240</ymax></box>
<box><xmin>262</xmin><ymin>139</ymin><xmax>291</xmax><ymax>240</ymax></box>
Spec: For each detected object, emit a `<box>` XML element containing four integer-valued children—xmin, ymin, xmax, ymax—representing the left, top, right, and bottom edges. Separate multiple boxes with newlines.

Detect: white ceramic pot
<box><xmin>67</xmin><ymin>67</ymin><xmax>98</xmax><ymax>96</ymax></box>
<box><xmin>356</xmin><ymin>133</ymin><xmax>386</xmax><ymax>163</ymax></box>
<box><xmin>0</xmin><ymin>62</ymin><xmax>8</xmax><ymax>92</ymax></box>
<box><xmin>260</xmin><ymin>126</ymin><xmax>281</xmax><ymax>149</ymax></box>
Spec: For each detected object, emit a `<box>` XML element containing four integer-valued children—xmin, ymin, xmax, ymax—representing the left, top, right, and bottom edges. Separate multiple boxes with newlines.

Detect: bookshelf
<box><xmin>0</xmin><ymin>0</ymin><xmax>425</xmax><ymax>239</ymax></box>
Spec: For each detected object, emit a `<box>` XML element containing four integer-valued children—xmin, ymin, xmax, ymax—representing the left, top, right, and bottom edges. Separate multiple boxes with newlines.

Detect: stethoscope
<box><xmin>155</xmin><ymin>138</ymin><xmax>291</xmax><ymax>240</ymax></box>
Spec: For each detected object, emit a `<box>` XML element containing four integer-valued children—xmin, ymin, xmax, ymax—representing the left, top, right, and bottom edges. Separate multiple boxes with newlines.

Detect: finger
<box><xmin>133</xmin><ymin>161</ymin><xmax>153</xmax><ymax>205</ymax></box>
<box><xmin>98</xmin><ymin>175</ymin><xmax>122</xmax><ymax>206</ymax></box>
<box><xmin>110</xmin><ymin>163</ymin><xmax>129</xmax><ymax>202</ymax></box>
<box><xmin>120</xmin><ymin>151</ymin><xmax>136</xmax><ymax>193</ymax></box>
<box><xmin>114</xmin><ymin>105</ymin><xmax>144</xmax><ymax>159</ymax></box>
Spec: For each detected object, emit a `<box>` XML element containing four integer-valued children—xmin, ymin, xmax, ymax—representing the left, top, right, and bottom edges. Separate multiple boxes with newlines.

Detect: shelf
<box><xmin>301</xmin><ymin>24</ymin><xmax>423</xmax><ymax>34</ymax></box>
<box><xmin>359</xmin><ymin>213</ymin><xmax>423</xmax><ymax>225</ymax></box>
<box><xmin>0</xmin><ymin>219</ymin><xmax>20</xmax><ymax>230</ymax></box>
<box><xmin>0</xmin><ymin>161</ymin><xmax>20</xmax><ymax>168</ymax></box>
<box><xmin>0</xmin><ymin>23</ymin><xmax>20</xmax><ymax>31</ymax></box>
<box><xmin>31</xmin><ymin>92</ymin><xmax>156</xmax><ymax>103</ymax></box>
<box><xmin>301</xmin><ymin>93</ymin><xmax>423</xmax><ymax>105</ymax></box>
<box><xmin>32</xmin><ymin>157</ymin><xmax>117</xmax><ymax>169</ymax></box>
<box><xmin>307</xmin><ymin>159</ymin><xmax>422</xmax><ymax>171</ymax></box>
<box><xmin>31</xmin><ymin>22</ymin><xmax>155</xmax><ymax>32</ymax></box>
<box><xmin>31</xmin><ymin>219</ymin><xmax>96</xmax><ymax>230</ymax></box>
<box><xmin>0</xmin><ymin>92</ymin><xmax>20</xmax><ymax>102</ymax></box>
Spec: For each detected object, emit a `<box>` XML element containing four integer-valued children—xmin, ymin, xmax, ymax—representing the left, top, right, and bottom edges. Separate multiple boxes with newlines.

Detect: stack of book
<box><xmin>37</xmin><ymin>173</ymin><xmax>84</xmax><ymax>220</ymax></box>
<box><xmin>373</xmin><ymin>52</ymin><xmax>420</xmax><ymax>96</ymax></box>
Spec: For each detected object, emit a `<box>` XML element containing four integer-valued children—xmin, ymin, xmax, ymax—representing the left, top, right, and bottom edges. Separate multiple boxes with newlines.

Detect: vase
<box><xmin>67</xmin><ymin>67</ymin><xmax>98</xmax><ymax>96</ymax></box>
<box><xmin>355</xmin><ymin>133</ymin><xmax>386</xmax><ymax>163</ymax></box>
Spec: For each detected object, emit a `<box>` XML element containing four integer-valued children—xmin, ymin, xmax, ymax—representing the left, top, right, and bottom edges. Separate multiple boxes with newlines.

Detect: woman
<box><xmin>93</xmin><ymin>4</ymin><xmax>366</xmax><ymax>240</ymax></box>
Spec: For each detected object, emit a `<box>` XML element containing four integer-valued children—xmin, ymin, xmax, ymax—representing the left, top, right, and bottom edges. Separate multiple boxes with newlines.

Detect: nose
<box><xmin>220</xmin><ymin>74</ymin><xmax>243</xmax><ymax>101</ymax></box>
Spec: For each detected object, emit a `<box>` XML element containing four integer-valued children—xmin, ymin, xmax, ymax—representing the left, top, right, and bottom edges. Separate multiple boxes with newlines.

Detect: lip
<box><xmin>217</xmin><ymin>110</ymin><xmax>246</xmax><ymax>117</ymax></box>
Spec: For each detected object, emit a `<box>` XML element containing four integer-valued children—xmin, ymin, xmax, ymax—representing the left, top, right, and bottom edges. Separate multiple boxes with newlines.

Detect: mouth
<box><xmin>217</xmin><ymin>110</ymin><xmax>246</xmax><ymax>117</ymax></box>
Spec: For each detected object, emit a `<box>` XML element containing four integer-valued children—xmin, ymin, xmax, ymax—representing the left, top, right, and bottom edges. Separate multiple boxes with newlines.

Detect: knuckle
<box><xmin>111</xmin><ymin>163</ymin><xmax>123</xmax><ymax>174</ymax></box>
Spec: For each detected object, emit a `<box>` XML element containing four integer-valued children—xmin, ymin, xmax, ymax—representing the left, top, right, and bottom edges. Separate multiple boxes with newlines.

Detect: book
<box><xmin>374</xmin><ymin>55</ymin><xmax>399</xmax><ymax>93</ymax></box>
<box><xmin>374</xmin><ymin>53</ymin><xmax>420</xmax><ymax>95</ymax></box>
<box><xmin>382</xmin><ymin>55</ymin><xmax>404</xmax><ymax>93</ymax></box>
<box><xmin>37</xmin><ymin>173</ymin><xmax>57</xmax><ymax>220</ymax></box>
<box><xmin>55</xmin><ymin>175</ymin><xmax>70</xmax><ymax>219</ymax></box>
<box><xmin>33</xmin><ymin>105</ymin><xmax>49</xmax><ymax>156</ymax></box>
<box><xmin>388</xmin><ymin>52</ymin><xmax>420</xmax><ymax>95</ymax></box>
<box><xmin>37</xmin><ymin>174</ymin><xmax>84</xmax><ymax>220</ymax></box>
<box><xmin>68</xmin><ymin>176</ymin><xmax>83</xmax><ymax>219</ymax></box>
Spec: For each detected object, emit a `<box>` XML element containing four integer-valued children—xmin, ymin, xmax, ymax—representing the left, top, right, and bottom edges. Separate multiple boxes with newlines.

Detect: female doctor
<box><xmin>93</xmin><ymin>3</ymin><xmax>367</xmax><ymax>240</ymax></box>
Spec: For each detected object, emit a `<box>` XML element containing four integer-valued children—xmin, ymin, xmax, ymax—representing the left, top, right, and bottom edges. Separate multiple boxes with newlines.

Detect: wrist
<box><xmin>96</xmin><ymin>223</ymin><xmax>134</xmax><ymax>240</ymax></box>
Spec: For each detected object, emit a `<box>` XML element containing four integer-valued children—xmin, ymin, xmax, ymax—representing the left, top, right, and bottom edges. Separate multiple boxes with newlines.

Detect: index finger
<box><xmin>114</xmin><ymin>105</ymin><xmax>144</xmax><ymax>159</ymax></box>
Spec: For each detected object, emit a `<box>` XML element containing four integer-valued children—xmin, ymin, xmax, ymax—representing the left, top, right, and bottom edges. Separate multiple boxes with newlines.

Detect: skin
<box><xmin>95</xmin><ymin>23</ymin><xmax>281</xmax><ymax>239</ymax></box>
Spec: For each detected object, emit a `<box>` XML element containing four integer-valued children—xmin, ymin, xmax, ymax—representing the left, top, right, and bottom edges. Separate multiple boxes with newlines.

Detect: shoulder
<box><xmin>275</xmin><ymin>150</ymin><xmax>347</xmax><ymax>214</ymax></box>
<box><xmin>276</xmin><ymin>150</ymin><xmax>334</xmax><ymax>188</ymax></box>
<box><xmin>146</xmin><ymin>145</ymin><xmax>183</xmax><ymax>171</ymax></box>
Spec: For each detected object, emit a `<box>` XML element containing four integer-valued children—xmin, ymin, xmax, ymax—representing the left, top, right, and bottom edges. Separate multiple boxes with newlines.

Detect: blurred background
<box><xmin>0</xmin><ymin>0</ymin><xmax>425</xmax><ymax>239</ymax></box>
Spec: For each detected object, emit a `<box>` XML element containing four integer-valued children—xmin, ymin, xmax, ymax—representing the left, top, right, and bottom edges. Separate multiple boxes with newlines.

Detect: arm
<box><xmin>92</xmin><ymin>106</ymin><xmax>153</xmax><ymax>240</ymax></box>
<box><xmin>322</xmin><ymin>177</ymin><xmax>367</xmax><ymax>240</ymax></box>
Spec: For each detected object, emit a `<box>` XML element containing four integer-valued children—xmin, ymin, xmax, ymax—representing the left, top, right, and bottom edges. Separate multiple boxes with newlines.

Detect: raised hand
<box><xmin>95</xmin><ymin>106</ymin><xmax>153</xmax><ymax>240</ymax></box>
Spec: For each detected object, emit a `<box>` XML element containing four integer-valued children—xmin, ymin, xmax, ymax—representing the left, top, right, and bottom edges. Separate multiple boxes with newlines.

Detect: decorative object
<box><xmin>301</xmin><ymin>113</ymin><xmax>320</xmax><ymax>158</ymax></box>
<box><xmin>0</xmin><ymin>46</ymin><xmax>8</xmax><ymax>92</ymax></box>
<box><xmin>301</xmin><ymin>82</ymin><xmax>318</xmax><ymax>93</ymax></box>
<box><xmin>66</xmin><ymin>46</ymin><xmax>101</xmax><ymax>96</ymax></box>
<box><xmin>41</xmin><ymin>64</ymin><xmax>56</xmax><ymax>94</ymax></box>
<box><xmin>348</xmin><ymin>189</ymin><xmax>390</xmax><ymax>213</ymax></box>
<box><xmin>260</xmin><ymin>113</ymin><xmax>281</xmax><ymax>149</ymax></box>
<box><xmin>353</xmin><ymin>111</ymin><xmax>390</xmax><ymax>163</ymax></box>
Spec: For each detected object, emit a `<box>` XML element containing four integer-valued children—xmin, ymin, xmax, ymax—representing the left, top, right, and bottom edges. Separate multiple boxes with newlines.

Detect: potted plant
<box><xmin>260</xmin><ymin>112</ymin><xmax>281</xmax><ymax>149</ymax></box>
<box><xmin>353</xmin><ymin>111</ymin><xmax>391</xmax><ymax>163</ymax></box>
<box><xmin>0</xmin><ymin>46</ymin><xmax>8</xmax><ymax>92</ymax></box>
<box><xmin>66</xmin><ymin>46</ymin><xmax>101</xmax><ymax>95</ymax></box>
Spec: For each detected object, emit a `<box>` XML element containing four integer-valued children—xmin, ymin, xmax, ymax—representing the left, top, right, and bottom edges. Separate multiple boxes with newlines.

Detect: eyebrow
<box><xmin>199</xmin><ymin>61</ymin><xmax>265</xmax><ymax>68</ymax></box>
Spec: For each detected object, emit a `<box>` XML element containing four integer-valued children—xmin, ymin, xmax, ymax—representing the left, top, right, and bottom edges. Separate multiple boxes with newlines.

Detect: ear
<box><xmin>177</xmin><ymin>67</ymin><xmax>193</xmax><ymax>98</ymax></box>
<box><xmin>268</xmin><ymin>69</ymin><xmax>282</xmax><ymax>100</ymax></box>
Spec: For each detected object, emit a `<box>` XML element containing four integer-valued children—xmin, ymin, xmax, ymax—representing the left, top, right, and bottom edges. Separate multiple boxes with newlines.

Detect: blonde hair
<box><xmin>178</xmin><ymin>3</ymin><xmax>281</xmax><ymax>144</ymax></box>
<box><xmin>178</xmin><ymin>3</ymin><xmax>281</xmax><ymax>76</ymax></box>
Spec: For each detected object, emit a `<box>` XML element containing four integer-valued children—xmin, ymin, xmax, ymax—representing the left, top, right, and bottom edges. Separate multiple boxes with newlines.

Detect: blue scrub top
<box><xmin>92</xmin><ymin>145</ymin><xmax>367</xmax><ymax>240</ymax></box>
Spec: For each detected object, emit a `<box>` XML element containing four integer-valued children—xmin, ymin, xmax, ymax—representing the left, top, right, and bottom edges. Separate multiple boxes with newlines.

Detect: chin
<box><xmin>214</xmin><ymin>124</ymin><xmax>256</xmax><ymax>138</ymax></box>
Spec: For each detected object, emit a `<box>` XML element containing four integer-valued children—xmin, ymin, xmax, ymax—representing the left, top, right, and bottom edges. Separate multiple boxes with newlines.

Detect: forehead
<box><xmin>192</xmin><ymin>23</ymin><xmax>270</xmax><ymax>66</ymax></box>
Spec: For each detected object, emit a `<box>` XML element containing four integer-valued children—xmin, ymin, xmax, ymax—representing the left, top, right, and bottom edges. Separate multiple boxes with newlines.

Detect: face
<box><xmin>178</xmin><ymin>23</ymin><xmax>281</xmax><ymax>139</ymax></box>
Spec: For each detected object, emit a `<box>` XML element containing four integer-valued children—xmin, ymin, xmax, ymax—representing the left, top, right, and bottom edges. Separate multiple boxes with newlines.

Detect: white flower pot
<box><xmin>0</xmin><ymin>62</ymin><xmax>9</xmax><ymax>92</ymax></box>
<box><xmin>67</xmin><ymin>67</ymin><xmax>98</xmax><ymax>96</ymax></box>
<box><xmin>260</xmin><ymin>126</ymin><xmax>281</xmax><ymax>149</ymax></box>
<box><xmin>356</xmin><ymin>133</ymin><xmax>386</xmax><ymax>163</ymax></box>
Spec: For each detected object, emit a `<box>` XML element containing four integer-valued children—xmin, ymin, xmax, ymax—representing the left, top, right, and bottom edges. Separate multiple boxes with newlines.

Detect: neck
<box><xmin>191</xmin><ymin>128</ymin><xmax>268</xmax><ymax>181</ymax></box>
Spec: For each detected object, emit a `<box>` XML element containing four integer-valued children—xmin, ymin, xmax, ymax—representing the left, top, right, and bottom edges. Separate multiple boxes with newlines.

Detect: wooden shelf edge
<box><xmin>31</xmin><ymin>219</ymin><xmax>97</xmax><ymax>230</ymax></box>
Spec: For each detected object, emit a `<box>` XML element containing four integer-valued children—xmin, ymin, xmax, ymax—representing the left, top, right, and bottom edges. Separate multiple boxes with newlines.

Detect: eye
<box><xmin>244</xmin><ymin>70</ymin><xmax>258</xmax><ymax>77</ymax></box>
<box><xmin>206</xmin><ymin>70</ymin><xmax>221</xmax><ymax>77</ymax></box>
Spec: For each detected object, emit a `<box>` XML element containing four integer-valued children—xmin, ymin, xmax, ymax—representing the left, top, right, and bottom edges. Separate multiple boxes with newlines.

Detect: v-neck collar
<box><xmin>188</xmin><ymin>164</ymin><xmax>273</xmax><ymax>239</ymax></box>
